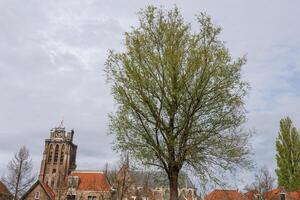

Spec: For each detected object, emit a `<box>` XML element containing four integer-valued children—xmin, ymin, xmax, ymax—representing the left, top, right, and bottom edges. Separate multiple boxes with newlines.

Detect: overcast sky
<box><xmin>0</xmin><ymin>0</ymin><xmax>300</xmax><ymax>190</ymax></box>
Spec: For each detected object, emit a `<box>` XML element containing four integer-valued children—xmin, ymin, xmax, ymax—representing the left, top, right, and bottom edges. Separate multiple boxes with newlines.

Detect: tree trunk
<box><xmin>14</xmin><ymin>160</ymin><xmax>23</xmax><ymax>200</ymax></box>
<box><xmin>168</xmin><ymin>168</ymin><xmax>179</xmax><ymax>200</ymax></box>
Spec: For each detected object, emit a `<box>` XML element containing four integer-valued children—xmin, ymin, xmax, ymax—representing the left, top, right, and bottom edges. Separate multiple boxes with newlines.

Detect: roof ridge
<box><xmin>214</xmin><ymin>189</ymin><xmax>239</xmax><ymax>191</ymax></box>
<box><xmin>71</xmin><ymin>170</ymin><xmax>104</xmax><ymax>173</ymax></box>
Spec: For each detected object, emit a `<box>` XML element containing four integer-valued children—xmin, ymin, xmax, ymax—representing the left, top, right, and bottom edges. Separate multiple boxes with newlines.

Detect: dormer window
<box><xmin>280</xmin><ymin>193</ymin><xmax>286</xmax><ymax>200</ymax></box>
<box><xmin>34</xmin><ymin>191</ymin><xmax>40</xmax><ymax>199</ymax></box>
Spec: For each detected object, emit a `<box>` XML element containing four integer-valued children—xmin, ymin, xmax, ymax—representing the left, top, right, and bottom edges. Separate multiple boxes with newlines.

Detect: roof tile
<box><xmin>70</xmin><ymin>171</ymin><xmax>111</xmax><ymax>192</ymax></box>
<box><xmin>205</xmin><ymin>189</ymin><xmax>248</xmax><ymax>200</ymax></box>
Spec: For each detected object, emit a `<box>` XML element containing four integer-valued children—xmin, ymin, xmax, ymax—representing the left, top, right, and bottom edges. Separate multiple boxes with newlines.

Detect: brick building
<box><xmin>21</xmin><ymin>127</ymin><xmax>113</xmax><ymax>200</ymax></box>
<box><xmin>205</xmin><ymin>188</ymin><xmax>300</xmax><ymax>200</ymax></box>
<box><xmin>21</xmin><ymin>180</ymin><xmax>55</xmax><ymax>200</ymax></box>
<box><xmin>204</xmin><ymin>189</ymin><xmax>248</xmax><ymax>200</ymax></box>
<box><xmin>67</xmin><ymin>171</ymin><xmax>113</xmax><ymax>200</ymax></box>
<box><xmin>0</xmin><ymin>180</ymin><xmax>13</xmax><ymax>200</ymax></box>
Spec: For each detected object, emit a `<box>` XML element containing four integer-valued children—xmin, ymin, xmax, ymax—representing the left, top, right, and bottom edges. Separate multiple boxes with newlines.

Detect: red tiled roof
<box><xmin>205</xmin><ymin>189</ymin><xmax>248</xmax><ymax>200</ymax></box>
<box><xmin>0</xmin><ymin>180</ymin><xmax>10</xmax><ymax>194</ymax></box>
<box><xmin>70</xmin><ymin>171</ymin><xmax>111</xmax><ymax>191</ymax></box>
<box><xmin>244</xmin><ymin>191</ymin><xmax>258</xmax><ymax>200</ymax></box>
<box><xmin>264</xmin><ymin>188</ymin><xmax>300</xmax><ymax>200</ymax></box>
<box><xmin>288</xmin><ymin>191</ymin><xmax>300</xmax><ymax>200</ymax></box>
<box><xmin>264</xmin><ymin>188</ymin><xmax>281</xmax><ymax>199</ymax></box>
<box><xmin>21</xmin><ymin>180</ymin><xmax>55</xmax><ymax>200</ymax></box>
<box><xmin>40</xmin><ymin>181</ymin><xmax>55</xmax><ymax>199</ymax></box>
<box><xmin>244</xmin><ymin>191</ymin><xmax>256</xmax><ymax>200</ymax></box>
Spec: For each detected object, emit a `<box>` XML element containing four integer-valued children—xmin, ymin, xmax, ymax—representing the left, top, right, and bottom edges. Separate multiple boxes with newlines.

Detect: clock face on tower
<box><xmin>55</xmin><ymin>132</ymin><xmax>63</xmax><ymax>138</ymax></box>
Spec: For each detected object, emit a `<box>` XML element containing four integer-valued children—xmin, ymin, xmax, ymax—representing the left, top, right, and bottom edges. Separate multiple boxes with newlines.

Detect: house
<box><xmin>206</xmin><ymin>188</ymin><xmax>300</xmax><ymax>200</ymax></box>
<box><xmin>21</xmin><ymin>180</ymin><xmax>55</xmax><ymax>200</ymax></box>
<box><xmin>67</xmin><ymin>170</ymin><xmax>113</xmax><ymax>200</ymax></box>
<box><xmin>0</xmin><ymin>180</ymin><xmax>13</xmax><ymax>200</ymax></box>
<box><xmin>264</xmin><ymin>188</ymin><xmax>300</xmax><ymax>200</ymax></box>
<box><xmin>204</xmin><ymin>189</ymin><xmax>248</xmax><ymax>200</ymax></box>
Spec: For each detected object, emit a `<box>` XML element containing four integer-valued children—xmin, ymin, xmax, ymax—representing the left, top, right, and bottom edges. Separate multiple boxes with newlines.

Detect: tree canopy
<box><xmin>276</xmin><ymin>117</ymin><xmax>300</xmax><ymax>191</ymax></box>
<box><xmin>105</xmin><ymin>6</ymin><xmax>251</xmax><ymax>199</ymax></box>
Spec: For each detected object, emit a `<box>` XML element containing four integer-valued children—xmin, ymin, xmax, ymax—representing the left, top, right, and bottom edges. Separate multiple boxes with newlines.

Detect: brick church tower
<box><xmin>38</xmin><ymin>127</ymin><xmax>77</xmax><ymax>193</ymax></box>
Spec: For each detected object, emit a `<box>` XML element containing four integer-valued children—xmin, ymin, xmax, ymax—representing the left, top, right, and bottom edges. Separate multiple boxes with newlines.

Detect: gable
<box><xmin>22</xmin><ymin>184</ymin><xmax>49</xmax><ymax>200</ymax></box>
<box><xmin>21</xmin><ymin>181</ymin><xmax>55</xmax><ymax>200</ymax></box>
<box><xmin>0</xmin><ymin>181</ymin><xmax>10</xmax><ymax>194</ymax></box>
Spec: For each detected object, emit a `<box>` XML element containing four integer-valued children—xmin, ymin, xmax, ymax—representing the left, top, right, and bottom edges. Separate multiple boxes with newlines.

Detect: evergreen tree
<box><xmin>276</xmin><ymin>117</ymin><xmax>300</xmax><ymax>191</ymax></box>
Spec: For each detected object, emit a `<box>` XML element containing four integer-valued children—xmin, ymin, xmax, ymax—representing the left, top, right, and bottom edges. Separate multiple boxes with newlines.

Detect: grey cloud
<box><xmin>1</xmin><ymin>0</ymin><xmax>300</xmax><ymax>191</ymax></box>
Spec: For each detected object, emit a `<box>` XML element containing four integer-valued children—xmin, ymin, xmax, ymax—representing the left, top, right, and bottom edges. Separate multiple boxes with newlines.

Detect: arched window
<box><xmin>47</xmin><ymin>144</ymin><xmax>53</xmax><ymax>163</ymax></box>
<box><xmin>54</xmin><ymin>145</ymin><xmax>59</xmax><ymax>163</ymax></box>
<box><xmin>60</xmin><ymin>145</ymin><xmax>65</xmax><ymax>164</ymax></box>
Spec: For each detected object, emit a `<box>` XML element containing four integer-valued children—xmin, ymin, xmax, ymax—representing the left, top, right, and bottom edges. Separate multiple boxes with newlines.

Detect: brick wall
<box><xmin>22</xmin><ymin>184</ymin><xmax>51</xmax><ymax>200</ymax></box>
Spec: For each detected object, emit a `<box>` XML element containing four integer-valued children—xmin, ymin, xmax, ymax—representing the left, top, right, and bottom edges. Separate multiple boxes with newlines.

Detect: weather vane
<box><xmin>58</xmin><ymin>119</ymin><xmax>64</xmax><ymax>128</ymax></box>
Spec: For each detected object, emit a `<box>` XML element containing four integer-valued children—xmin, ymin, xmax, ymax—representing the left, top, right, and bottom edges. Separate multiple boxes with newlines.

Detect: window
<box><xmin>54</xmin><ymin>145</ymin><xmax>59</xmax><ymax>163</ymax></box>
<box><xmin>34</xmin><ymin>191</ymin><xmax>40</xmax><ymax>199</ymax></box>
<box><xmin>60</xmin><ymin>145</ymin><xmax>65</xmax><ymax>164</ymax></box>
<box><xmin>47</xmin><ymin>145</ymin><xmax>53</xmax><ymax>163</ymax></box>
<box><xmin>52</xmin><ymin>168</ymin><xmax>56</xmax><ymax>174</ymax></box>
<box><xmin>280</xmin><ymin>193</ymin><xmax>286</xmax><ymax>200</ymax></box>
<box><xmin>87</xmin><ymin>196</ymin><xmax>96</xmax><ymax>200</ymax></box>
<box><xmin>67</xmin><ymin>195</ymin><xmax>75</xmax><ymax>200</ymax></box>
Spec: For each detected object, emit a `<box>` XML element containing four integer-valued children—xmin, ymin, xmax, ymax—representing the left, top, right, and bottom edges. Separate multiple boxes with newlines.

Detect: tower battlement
<box><xmin>49</xmin><ymin>127</ymin><xmax>74</xmax><ymax>142</ymax></box>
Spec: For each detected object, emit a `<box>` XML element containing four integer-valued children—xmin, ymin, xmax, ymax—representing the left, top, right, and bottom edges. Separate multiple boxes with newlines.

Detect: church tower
<box><xmin>38</xmin><ymin>127</ymin><xmax>77</xmax><ymax>193</ymax></box>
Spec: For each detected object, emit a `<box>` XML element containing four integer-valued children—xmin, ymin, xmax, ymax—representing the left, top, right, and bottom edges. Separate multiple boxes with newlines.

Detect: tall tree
<box><xmin>1</xmin><ymin>146</ymin><xmax>35</xmax><ymax>200</ymax></box>
<box><xmin>105</xmin><ymin>6</ymin><xmax>251</xmax><ymax>200</ymax></box>
<box><xmin>276</xmin><ymin>117</ymin><xmax>300</xmax><ymax>191</ymax></box>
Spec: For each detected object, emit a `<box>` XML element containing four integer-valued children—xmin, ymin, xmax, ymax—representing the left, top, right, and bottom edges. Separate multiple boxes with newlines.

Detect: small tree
<box><xmin>276</xmin><ymin>117</ymin><xmax>300</xmax><ymax>191</ymax></box>
<box><xmin>2</xmin><ymin>146</ymin><xmax>35</xmax><ymax>200</ymax></box>
<box><xmin>105</xmin><ymin>158</ymin><xmax>134</xmax><ymax>200</ymax></box>
<box><xmin>245</xmin><ymin>165</ymin><xmax>275</xmax><ymax>197</ymax></box>
<box><xmin>105</xmin><ymin>6</ymin><xmax>251</xmax><ymax>200</ymax></box>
